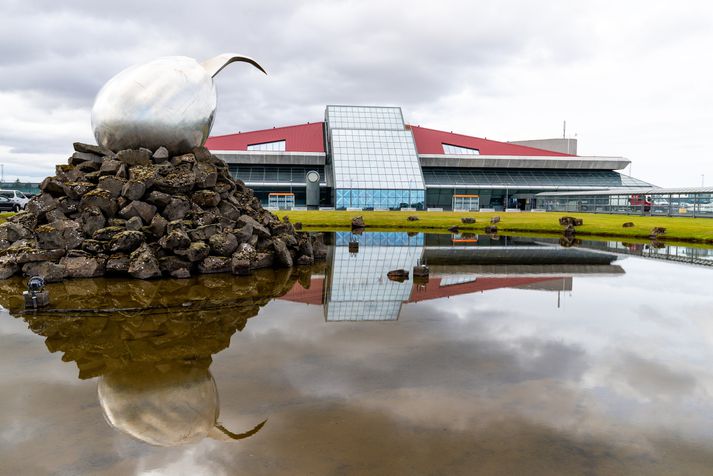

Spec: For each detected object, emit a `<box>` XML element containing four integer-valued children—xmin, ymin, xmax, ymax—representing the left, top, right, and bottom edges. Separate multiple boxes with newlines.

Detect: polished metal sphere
<box><xmin>91</xmin><ymin>54</ymin><xmax>265</xmax><ymax>156</ymax></box>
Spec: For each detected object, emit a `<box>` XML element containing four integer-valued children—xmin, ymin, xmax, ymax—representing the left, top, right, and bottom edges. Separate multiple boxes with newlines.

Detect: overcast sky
<box><xmin>1</xmin><ymin>0</ymin><xmax>711</xmax><ymax>186</ymax></box>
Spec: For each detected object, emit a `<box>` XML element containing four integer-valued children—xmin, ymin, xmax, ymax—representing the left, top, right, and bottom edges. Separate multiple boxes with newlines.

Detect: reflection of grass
<box><xmin>276</xmin><ymin>210</ymin><xmax>713</xmax><ymax>244</ymax></box>
<box><xmin>0</xmin><ymin>212</ymin><xmax>15</xmax><ymax>224</ymax></box>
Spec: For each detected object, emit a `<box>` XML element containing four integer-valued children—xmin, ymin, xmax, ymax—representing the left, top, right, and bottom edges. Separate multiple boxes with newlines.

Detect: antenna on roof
<box><xmin>563</xmin><ymin>120</ymin><xmax>566</xmax><ymax>139</ymax></box>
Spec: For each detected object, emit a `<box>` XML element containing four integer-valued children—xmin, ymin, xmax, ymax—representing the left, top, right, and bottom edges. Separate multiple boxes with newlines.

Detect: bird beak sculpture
<box><xmin>91</xmin><ymin>54</ymin><xmax>266</xmax><ymax>156</ymax></box>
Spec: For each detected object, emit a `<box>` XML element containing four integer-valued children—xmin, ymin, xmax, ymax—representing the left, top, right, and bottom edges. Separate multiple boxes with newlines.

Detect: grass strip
<box><xmin>276</xmin><ymin>210</ymin><xmax>713</xmax><ymax>244</ymax></box>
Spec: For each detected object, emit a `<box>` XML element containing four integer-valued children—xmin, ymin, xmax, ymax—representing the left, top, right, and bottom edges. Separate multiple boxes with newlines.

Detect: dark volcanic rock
<box><xmin>208</xmin><ymin>233</ymin><xmax>238</xmax><ymax>256</ymax></box>
<box><xmin>80</xmin><ymin>189</ymin><xmax>118</xmax><ymax>217</ymax></box>
<box><xmin>163</xmin><ymin>197</ymin><xmax>191</xmax><ymax>221</ymax></box>
<box><xmin>61</xmin><ymin>255</ymin><xmax>104</xmax><ymax>278</ymax></box>
<box><xmin>106</xmin><ymin>254</ymin><xmax>130</xmax><ymax>274</ymax></box>
<box><xmin>74</xmin><ymin>142</ymin><xmax>116</xmax><ymax>158</ymax></box>
<box><xmin>273</xmin><ymin>238</ymin><xmax>293</xmax><ymax>268</ymax></box>
<box><xmin>174</xmin><ymin>241</ymin><xmax>210</xmax><ymax>262</ymax></box>
<box><xmin>192</xmin><ymin>190</ymin><xmax>221</xmax><ymax>208</ymax></box>
<box><xmin>0</xmin><ymin>144</ymin><xmax>325</xmax><ymax>281</ymax></box>
<box><xmin>109</xmin><ymin>230</ymin><xmax>145</xmax><ymax>253</ymax></box>
<box><xmin>128</xmin><ymin>244</ymin><xmax>161</xmax><ymax>279</ymax></box>
<box><xmin>36</xmin><ymin>220</ymin><xmax>82</xmax><ymax>250</ymax></box>
<box><xmin>152</xmin><ymin>146</ymin><xmax>169</xmax><ymax>162</ymax></box>
<box><xmin>189</xmin><ymin>224</ymin><xmax>221</xmax><ymax>241</ymax></box>
<box><xmin>119</xmin><ymin>201</ymin><xmax>157</xmax><ymax>224</ymax></box>
<box><xmin>99</xmin><ymin>159</ymin><xmax>122</xmax><ymax>176</ymax></box>
<box><xmin>97</xmin><ymin>175</ymin><xmax>126</xmax><ymax>198</ymax></box>
<box><xmin>159</xmin><ymin>229</ymin><xmax>191</xmax><ymax>251</ymax></box>
<box><xmin>198</xmin><ymin>256</ymin><xmax>231</xmax><ymax>274</ymax></box>
<box><xmin>121</xmin><ymin>180</ymin><xmax>146</xmax><ymax>201</ymax></box>
<box><xmin>117</xmin><ymin>148</ymin><xmax>152</xmax><ymax>166</ymax></box>
<box><xmin>21</xmin><ymin>261</ymin><xmax>67</xmax><ymax>282</ymax></box>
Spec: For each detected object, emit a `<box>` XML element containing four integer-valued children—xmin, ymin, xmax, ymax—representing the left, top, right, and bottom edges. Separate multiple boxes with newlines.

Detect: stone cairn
<box><xmin>0</xmin><ymin>143</ymin><xmax>326</xmax><ymax>281</ymax></box>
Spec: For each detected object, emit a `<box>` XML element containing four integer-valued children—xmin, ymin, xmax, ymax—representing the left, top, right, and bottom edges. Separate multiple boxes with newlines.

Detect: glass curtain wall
<box><xmin>326</xmin><ymin>106</ymin><xmax>426</xmax><ymax>210</ymax></box>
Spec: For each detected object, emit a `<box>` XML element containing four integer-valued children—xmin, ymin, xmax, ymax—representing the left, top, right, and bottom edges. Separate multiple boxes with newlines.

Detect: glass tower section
<box><xmin>326</xmin><ymin>106</ymin><xmax>426</xmax><ymax>209</ymax></box>
<box><xmin>325</xmin><ymin>232</ymin><xmax>424</xmax><ymax>321</ymax></box>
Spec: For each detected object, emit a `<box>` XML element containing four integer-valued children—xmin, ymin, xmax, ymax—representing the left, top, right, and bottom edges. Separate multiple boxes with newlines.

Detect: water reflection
<box><xmin>2</xmin><ymin>233</ymin><xmax>713</xmax><ymax>473</ymax></box>
<box><xmin>284</xmin><ymin>233</ymin><xmax>625</xmax><ymax>321</ymax></box>
<box><xmin>0</xmin><ymin>266</ymin><xmax>321</xmax><ymax>446</ymax></box>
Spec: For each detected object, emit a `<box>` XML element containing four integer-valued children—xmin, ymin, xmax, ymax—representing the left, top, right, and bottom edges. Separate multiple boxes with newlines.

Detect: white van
<box><xmin>0</xmin><ymin>190</ymin><xmax>30</xmax><ymax>211</ymax></box>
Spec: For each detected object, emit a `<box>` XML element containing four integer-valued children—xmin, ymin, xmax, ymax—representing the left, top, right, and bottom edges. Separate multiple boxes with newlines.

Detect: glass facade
<box><xmin>423</xmin><ymin>168</ymin><xmax>652</xmax><ymax>188</ymax></box>
<box><xmin>335</xmin><ymin>189</ymin><xmax>424</xmax><ymax>209</ymax></box>
<box><xmin>443</xmin><ymin>143</ymin><xmax>480</xmax><ymax>155</ymax></box>
<box><xmin>326</xmin><ymin>105</ymin><xmax>426</xmax><ymax>209</ymax></box>
<box><xmin>229</xmin><ymin>165</ymin><xmax>326</xmax><ymax>185</ymax></box>
<box><xmin>247</xmin><ymin>140</ymin><xmax>286</xmax><ymax>151</ymax></box>
<box><xmin>326</xmin><ymin>232</ymin><xmax>424</xmax><ymax>321</ymax></box>
<box><xmin>326</xmin><ymin>105</ymin><xmax>405</xmax><ymax>131</ymax></box>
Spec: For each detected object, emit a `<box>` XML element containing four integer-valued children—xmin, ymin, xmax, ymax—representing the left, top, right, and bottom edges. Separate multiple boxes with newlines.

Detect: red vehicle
<box><xmin>630</xmin><ymin>194</ymin><xmax>652</xmax><ymax>211</ymax></box>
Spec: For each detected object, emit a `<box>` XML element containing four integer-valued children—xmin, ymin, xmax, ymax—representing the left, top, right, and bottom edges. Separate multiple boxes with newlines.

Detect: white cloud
<box><xmin>0</xmin><ymin>0</ymin><xmax>711</xmax><ymax>185</ymax></box>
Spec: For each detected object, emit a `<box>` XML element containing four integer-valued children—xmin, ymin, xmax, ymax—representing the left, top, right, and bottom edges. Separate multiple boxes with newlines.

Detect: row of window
<box><xmin>422</xmin><ymin>168</ymin><xmax>651</xmax><ymax>187</ymax></box>
<box><xmin>247</xmin><ymin>140</ymin><xmax>286</xmax><ymax>151</ymax></box>
<box><xmin>335</xmin><ymin>188</ymin><xmax>425</xmax><ymax>209</ymax></box>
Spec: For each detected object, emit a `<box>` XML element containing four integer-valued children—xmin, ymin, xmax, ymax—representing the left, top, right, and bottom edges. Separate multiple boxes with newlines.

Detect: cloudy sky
<box><xmin>1</xmin><ymin>0</ymin><xmax>711</xmax><ymax>186</ymax></box>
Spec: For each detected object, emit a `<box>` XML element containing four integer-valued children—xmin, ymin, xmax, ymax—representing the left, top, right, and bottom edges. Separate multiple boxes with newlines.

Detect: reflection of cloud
<box><xmin>608</xmin><ymin>353</ymin><xmax>697</xmax><ymax>400</ymax></box>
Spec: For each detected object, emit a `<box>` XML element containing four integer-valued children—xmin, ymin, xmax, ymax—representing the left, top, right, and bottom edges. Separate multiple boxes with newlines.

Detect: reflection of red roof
<box><xmin>408</xmin><ymin>125</ymin><xmax>574</xmax><ymax>156</ymax></box>
<box><xmin>205</xmin><ymin>122</ymin><xmax>325</xmax><ymax>153</ymax></box>
<box><xmin>280</xmin><ymin>277</ymin><xmax>324</xmax><ymax>305</ymax></box>
<box><xmin>279</xmin><ymin>276</ymin><xmax>564</xmax><ymax>306</ymax></box>
<box><xmin>407</xmin><ymin>277</ymin><xmax>561</xmax><ymax>302</ymax></box>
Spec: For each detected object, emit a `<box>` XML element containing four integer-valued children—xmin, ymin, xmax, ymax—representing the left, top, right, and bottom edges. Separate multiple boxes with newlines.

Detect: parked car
<box><xmin>0</xmin><ymin>190</ymin><xmax>30</xmax><ymax>210</ymax></box>
<box><xmin>0</xmin><ymin>196</ymin><xmax>21</xmax><ymax>212</ymax></box>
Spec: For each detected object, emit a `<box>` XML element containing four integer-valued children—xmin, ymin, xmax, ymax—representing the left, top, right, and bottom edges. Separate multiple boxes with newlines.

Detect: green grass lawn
<box><xmin>276</xmin><ymin>210</ymin><xmax>713</xmax><ymax>244</ymax></box>
<box><xmin>0</xmin><ymin>212</ymin><xmax>14</xmax><ymax>224</ymax></box>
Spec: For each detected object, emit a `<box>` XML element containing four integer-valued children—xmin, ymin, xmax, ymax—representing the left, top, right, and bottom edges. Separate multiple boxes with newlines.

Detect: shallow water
<box><xmin>1</xmin><ymin>233</ymin><xmax>713</xmax><ymax>475</ymax></box>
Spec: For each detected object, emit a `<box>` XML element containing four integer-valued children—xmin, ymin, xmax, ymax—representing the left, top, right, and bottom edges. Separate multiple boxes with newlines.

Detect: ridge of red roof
<box><xmin>205</xmin><ymin>122</ymin><xmax>325</xmax><ymax>153</ymax></box>
<box><xmin>407</xmin><ymin>125</ymin><xmax>575</xmax><ymax>157</ymax></box>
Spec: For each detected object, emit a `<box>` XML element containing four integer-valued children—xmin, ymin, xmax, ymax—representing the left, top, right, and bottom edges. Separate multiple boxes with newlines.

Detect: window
<box><xmin>443</xmin><ymin>143</ymin><xmax>480</xmax><ymax>155</ymax></box>
<box><xmin>247</xmin><ymin>140</ymin><xmax>286</xmax><ymax>152</ymax></box>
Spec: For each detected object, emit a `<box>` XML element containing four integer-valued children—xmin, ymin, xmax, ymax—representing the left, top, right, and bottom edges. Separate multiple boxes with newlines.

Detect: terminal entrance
<box><xmin>268</xmin><ymin>192</ymin><xmax>295</xmax><ymax>210</ymax></box>
<box><xmin>452</xmin><ymin>194</ymin><xmax>480</xmax><ymax>211</ymax></box>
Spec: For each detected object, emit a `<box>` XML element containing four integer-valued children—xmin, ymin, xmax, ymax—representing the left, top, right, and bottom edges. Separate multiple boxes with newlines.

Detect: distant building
<box><xmin>204</xmin><ymin>105</ymin><xmax>652</xmax><ymax>210</ymax></box>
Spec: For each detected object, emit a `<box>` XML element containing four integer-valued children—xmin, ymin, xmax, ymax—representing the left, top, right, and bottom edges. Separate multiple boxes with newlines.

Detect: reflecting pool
<box><xmin>1</xmin><ymin>233</ymin><xmax>713</xmax><ymax>475</ymax></box>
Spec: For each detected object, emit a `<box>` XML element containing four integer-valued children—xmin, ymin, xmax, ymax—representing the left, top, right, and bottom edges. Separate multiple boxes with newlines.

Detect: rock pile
<box><xmin>0</xmin><ymin>143</ymin><xmax>326</xmax><ymax>281</ymax></box>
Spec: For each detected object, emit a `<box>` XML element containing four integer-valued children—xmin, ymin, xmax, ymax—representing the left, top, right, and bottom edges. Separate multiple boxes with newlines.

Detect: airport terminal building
<box><xmin>205</xmin><ymin>105</ymin><xmax>651</xmax><ymax>210</ymax></box>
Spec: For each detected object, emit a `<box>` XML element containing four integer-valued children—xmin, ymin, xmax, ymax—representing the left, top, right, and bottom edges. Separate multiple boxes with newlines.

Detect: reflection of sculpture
<box><xmin>1</xmin><ymin>265</ymin><xmax>321</xmax><ymax>445</ymax></box>
<box><xmin>99</xmin><ymin>364</ymin><xmax>265</xmax><ymax>447</ymax></box>
<box><xmin>92</xmin><ymin>54</ymin><xmax>266</xmax><ymax>155</ymax></box>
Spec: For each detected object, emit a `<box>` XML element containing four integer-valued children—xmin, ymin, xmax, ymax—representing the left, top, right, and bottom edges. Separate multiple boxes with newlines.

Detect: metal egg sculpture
<box><xmin>91</xmin><ymin>53</ymin><xmax>266</xmax><ymax>156</ymax></box>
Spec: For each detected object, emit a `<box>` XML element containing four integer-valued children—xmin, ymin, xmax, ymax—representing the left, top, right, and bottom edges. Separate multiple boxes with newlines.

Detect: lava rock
<box><xmin>121</xmin><ymin>180</ymin><xmax>146</xmax><ymax>201</ymax></box>
<box><xmin>61</xmin><ymin>255</ymin><xmax>104</xmax><ymax>278</ymax></box>
<box><xmin>74</xmin><ymin>142</ymin><xmax>116</xmax><ymax>158</ymax></box>
<box><xmin>163</xmin><ymin>197</ymin><xmax>191</xmax><ymax>221</ymax></box>
<box><xmin>198</xmin><ymin>256</ymin><xmax>231</xmax><ymax>274</ymax></box>
<box><xmin>21</xmin><ymin>261</ymin><xmax>67</xmax><ymax>282</ymax></box>
<box><xmin>273</xmin><ymin>238</ymin><xmax>293</xmax><ymax>268</ymax></box>
<box><xmin>174</xmin><ymin>241</ymin><xmax>210</xmax><ymax>262</ymax></box>
<box><xmin>109</xmin><ymin>230</ymin><xmax>145</xmax><ymax>253</ymax></box>
<box><xmin>117</xmin><ymin>148</ymin><xmax>152</xmax><ymax>166</ymax></box>
<box><xmin>119</xmin><ymin>200</ymin><xmax>157</xmax><ymax>224</ymax></box>
<box><xmin>159</xmin><ymin>229</ymin><xmax>191</xmax><ymax>251</ymax></box>
<box><xmin>128</xmin><ymin>244</ymin><xmax>161</xmax><ymax>279</ymax></box>
<box><xmin>208</xmin><ymin>233</ymin><xmax>238</xmax><ymax>256</ymax></box>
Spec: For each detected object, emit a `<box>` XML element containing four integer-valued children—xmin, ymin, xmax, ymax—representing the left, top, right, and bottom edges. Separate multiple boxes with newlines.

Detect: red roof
<box><xmin>408</xmin><ymin>125</ymin><xmax>574</xmax><ymax>156</ymax></box>
<box><xmin>205</xmin><ymin>122</ymin><xmax>325</xmax><ymax>153</ymax></box>
<box><xmin>278</xmin><ymin>276</ymin><xmax>563</xmax><ymax>306</ymax></box>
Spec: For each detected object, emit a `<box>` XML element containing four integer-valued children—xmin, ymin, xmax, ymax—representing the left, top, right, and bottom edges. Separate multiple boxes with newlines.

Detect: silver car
<box><xmin>0</xmin><ymin>190</ymin><xmax>29</xmax><ymax>211</ymax></box>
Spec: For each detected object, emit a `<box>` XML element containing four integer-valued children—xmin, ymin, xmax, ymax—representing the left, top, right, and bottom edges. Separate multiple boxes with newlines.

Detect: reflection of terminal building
<box><xmin>205</xmin><ymin>105</ymin><xmax>651</xmax><ymax>210</ymax></box>
<box><xmin>281</xmin><ymin>233</ymin><xmax>624</xmax><ymax>321</ymax></box>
